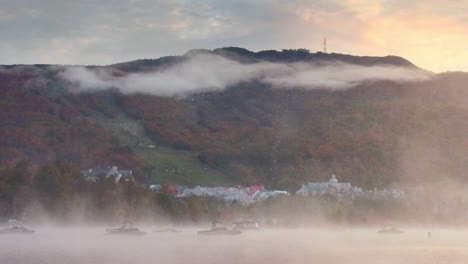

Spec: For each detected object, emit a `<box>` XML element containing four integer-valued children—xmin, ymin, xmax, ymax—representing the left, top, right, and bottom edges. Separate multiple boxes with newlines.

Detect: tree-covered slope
<box><xmin>0</xmin><ymin>48</ymin><xmax>466</xmax><ymax>188</ymax></box>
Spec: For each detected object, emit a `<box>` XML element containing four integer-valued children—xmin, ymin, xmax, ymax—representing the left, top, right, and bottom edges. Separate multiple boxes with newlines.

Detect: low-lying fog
<box><xmin>1</xmin><ymin>227</ymin><xmax>468</xmax><ymax>264</ymax></box>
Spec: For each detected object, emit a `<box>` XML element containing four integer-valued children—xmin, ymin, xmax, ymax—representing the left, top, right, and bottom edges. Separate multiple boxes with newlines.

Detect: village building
<box><xmin>80</xmin><ymin>165</ymin><xmax>134</xmax><ymax>183</ymax></box>
<box><xmin>296</xmin><ymin>174</ymin><xmax>353</xmax><ymax>196</ymax></box>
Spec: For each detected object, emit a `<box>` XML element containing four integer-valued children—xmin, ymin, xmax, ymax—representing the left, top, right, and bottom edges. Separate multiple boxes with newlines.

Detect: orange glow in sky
<box><xmin>1</xmin><ymin>0</ymin><xmax>467</xmax><ymax>72</ymax></box>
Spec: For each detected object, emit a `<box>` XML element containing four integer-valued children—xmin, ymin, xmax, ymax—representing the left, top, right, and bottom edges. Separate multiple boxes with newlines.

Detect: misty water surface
<box><xmin>1</xmin><ymin>227</ymin><xmax>468</xmax><ymax>264</ymax></box>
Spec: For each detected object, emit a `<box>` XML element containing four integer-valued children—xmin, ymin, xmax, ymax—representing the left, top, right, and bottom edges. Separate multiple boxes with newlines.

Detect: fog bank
<box><xmin>59</xmin><ymin>54</ymin><xmax>432</xmax><ymax>96</ymax></box>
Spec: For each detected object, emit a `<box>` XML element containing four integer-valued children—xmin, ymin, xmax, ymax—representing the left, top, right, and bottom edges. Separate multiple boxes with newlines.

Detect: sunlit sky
<box><xmin>1</xmin><ymin>0</ymin><xmax>467</xmax><ymax>72</ymax></box>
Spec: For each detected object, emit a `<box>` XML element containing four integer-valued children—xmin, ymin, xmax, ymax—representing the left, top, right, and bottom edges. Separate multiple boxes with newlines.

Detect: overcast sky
<box><xmin>1</xmin><ymin>0</ymin><xmax>467</xmax><ymax>72</ymax></box>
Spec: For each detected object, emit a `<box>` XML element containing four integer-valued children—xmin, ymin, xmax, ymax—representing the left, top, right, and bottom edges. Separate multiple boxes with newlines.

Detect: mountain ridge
<box><xmin>1</xmin><ymin>47</ymin><xmax>417</xmax><ymax>69</ymax></box>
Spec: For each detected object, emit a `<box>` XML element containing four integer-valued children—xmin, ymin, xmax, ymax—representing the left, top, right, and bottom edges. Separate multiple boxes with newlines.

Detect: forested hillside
<box><xmin>1</xmin><ymin>48</ymin><xmax>467</xmax><ymax>189</ymax></box>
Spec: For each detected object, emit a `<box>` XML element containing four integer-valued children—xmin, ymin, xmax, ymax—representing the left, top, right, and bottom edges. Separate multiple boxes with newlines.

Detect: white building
<box><xmin>296</xmin><ymin>174</ymin><xmax>353</xmax><ymax>196</ymax></box>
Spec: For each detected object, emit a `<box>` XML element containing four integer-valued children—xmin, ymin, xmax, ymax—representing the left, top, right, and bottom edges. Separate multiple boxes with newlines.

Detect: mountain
<box><xmin>0</xmin><ymin>47</ymin><xmax>466</xmax><ymax>189</ymax></box>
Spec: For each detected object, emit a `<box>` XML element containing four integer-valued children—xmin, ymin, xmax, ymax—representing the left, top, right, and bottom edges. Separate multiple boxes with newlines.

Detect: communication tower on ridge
<box><xmin>323</xmin><ymin>38</ymin><xmax>328</xmax><ymax>53</ymax></box>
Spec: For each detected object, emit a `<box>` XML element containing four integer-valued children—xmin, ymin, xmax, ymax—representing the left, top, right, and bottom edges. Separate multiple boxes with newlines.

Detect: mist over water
<box><xmin>2</xmin><ymin>227</ymin><xmax>468</xmax><ymax>264</ymax></box>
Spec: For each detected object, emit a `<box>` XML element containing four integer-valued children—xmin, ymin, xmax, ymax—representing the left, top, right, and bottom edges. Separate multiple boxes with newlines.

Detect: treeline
<box><xmin>0</xmin><ymin>161</ymin><xmax>174</xmax><ymax>223</ymax></box>
<box><xmin>0</xmin><ymin>161</ymin><xmax>267</xmax><ymax>224</ymax></box>
<box><xmin>0</xmin><ymin>161</ymin><xmax>385</xmax><ymax>224</ymax></box>
<box><xmin>2</xmin><ymin>161</ymin><xmax>468</xmax><ymax>226</ymax></box>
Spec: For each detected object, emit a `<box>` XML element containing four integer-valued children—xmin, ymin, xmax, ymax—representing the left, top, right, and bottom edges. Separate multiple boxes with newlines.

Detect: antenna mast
<box><xmin>323</xmin><ymin>37</ymin><xmax>327</xmax><ymax>53</ymax></box>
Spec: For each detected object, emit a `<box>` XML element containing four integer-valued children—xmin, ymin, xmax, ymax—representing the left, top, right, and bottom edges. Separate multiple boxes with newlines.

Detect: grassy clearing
<box><xmin>137</xmin><ymin>147</ymin><xmax>233</xmax><ymax>186</ymax></box>
<box><xmin>93</xmin><ymin>116</ymin><xmax>232</xmax><ymax>186</ymax></box>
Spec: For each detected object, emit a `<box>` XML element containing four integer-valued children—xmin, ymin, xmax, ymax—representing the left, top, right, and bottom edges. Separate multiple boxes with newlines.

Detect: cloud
<box><xmin>59</xmin><ymin>53</ymin><xmax>432</xmax><ymax>97</ymax></box>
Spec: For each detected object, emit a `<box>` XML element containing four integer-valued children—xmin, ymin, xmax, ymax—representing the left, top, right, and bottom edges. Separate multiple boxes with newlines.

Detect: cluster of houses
<box><xmin>149</xmin><ymin>184</ymin><xmax>289</xmax><ymax>205</ymax></box>
<box><xmin>80</xmin><ymin>166</ymin><xmax>134</xmax><ymax>183</ymax></box>
<box><xmin>296</xmin><ymin>174</ymin><xmax>404</xmax><ymax>201</ymax></box>
<box><xmin>80</xmin><ymin>166</ymin><xmax>403</xmax><ymax>204</ymax></box>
